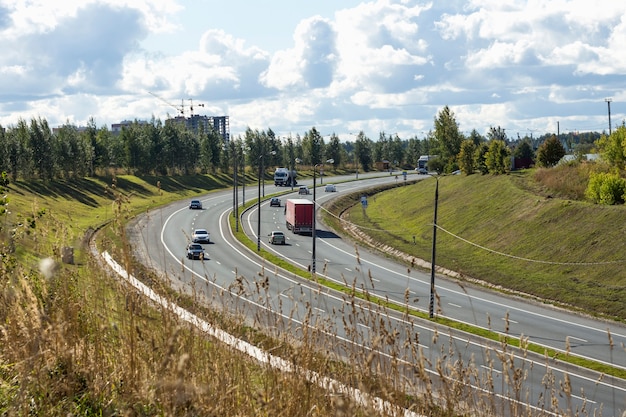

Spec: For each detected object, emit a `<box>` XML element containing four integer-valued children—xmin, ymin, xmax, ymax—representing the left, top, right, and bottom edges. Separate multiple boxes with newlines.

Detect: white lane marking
<box><xmin>481</xmin><ymin>365</ymin><xmax>502</xmax><ymax>375</ymax></box>
<box><xmin>163</xmin><ymin>189</ymin><xmax>626</xmax><ymax>396</ymax></box>
<box><xmin>448</xmin><ymin>303</ymin><xmax>462</xmax><ymax>308</ymax></box>
<box><xmin>569</xmin><ymin>336</ymin><xmax>589</xmax><ymax>343</ymax></box>
<box><xmin>309</xmin><ymin>218</ymin><xmax>626</xmax><ymax>344</ymax></box>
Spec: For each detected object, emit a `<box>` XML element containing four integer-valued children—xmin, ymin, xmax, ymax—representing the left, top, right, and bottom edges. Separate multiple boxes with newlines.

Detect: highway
<box><xmin>127</xmin><ymin>172</ymin><xmax>626</xmax><ymax>416</ymax></box>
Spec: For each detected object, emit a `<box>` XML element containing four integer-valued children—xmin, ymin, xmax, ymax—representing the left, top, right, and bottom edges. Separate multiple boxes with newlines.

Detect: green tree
<box><xmin>457</xmin><ymin>139</ymin><xmax>476</xmax><ymax>175</ymax></box>
<box><xmin>536</xmin><ymin>135</ymin><xmax>566</xmax><ymax>167</ymax></box>
<box><xmin>54</xmin><ymin>124</ymin><xmax>84</xmax><ymax>178</ymax></box>
<box><xmin>467</xmin><ymin>129</ymin><xmax>484</xmax><ymax>146</ymax></box>
<box><xmin>487</xmin><ymin>126</ymin><xmax>507</xmax><ymax>143</ymax></box>
<box><xmin>474</xmin><ymin>142</ymin><xmax>489</xmax><ymax>175</ymax></box>
<box><xmin>0</xmin><ymin>122</ymin><xmax>26</xmax><ymax>180</ymax></box>
<box><xmin>81</xmin><ymin>117</ymin><xmax>100</xmax><ymax>176</ymax></box>
<box><xmin>302</xmin><ymin>127</ymin><xmax>325</xmax><ymax>165</ymax></box>
<box><xmin>405</xmin><ymin>137</ymin><xmax>423</xmax><ymax>168</ymax></box>
<box><xmin>585</xmin><ymin>172</ymin><xmax>626</xmax><ymax>205</ymax></box>
<box><xmin>513</xmin><ymin>140</ymin><xmax>535</xmax><ymax>160</ymax></box>
<box><xmin>485</xmin><ymin>140</ymin><xmax>510</xmax><ymax>175</ymax></box>
<box><xmin>29</xmin><ymin>117</ymin><xmax>54</xmax><ymax>180</ymax></box>
<box><xmin>325</xmin><ymin>134</ymin><xmax>341</xmax><ymax>168</ymax></box>
<box><xmin>433</xmin><ymin>106</ymin><xmax>463</xmax><ymax>172</ymax></box>
<box><xmin>354</xmin><ymin>131</ymin><xmax>373</xmax><ymax>172</ymax></box>
<box><xmin>596</xmin><ymin>123</ymin><xmax>626</xmax><ymax>170</ymax></box>
<box><xmin>389</xmin><ymin>134</ymin><xmax>405</xmax><ymax>168</ymax></box>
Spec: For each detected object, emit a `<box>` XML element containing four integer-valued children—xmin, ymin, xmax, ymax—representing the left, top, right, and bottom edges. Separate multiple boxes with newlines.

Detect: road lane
<box><xmin>127</xmin><ymin>173</ymin><xmax>626</xmax><ymax>416</ymax></box>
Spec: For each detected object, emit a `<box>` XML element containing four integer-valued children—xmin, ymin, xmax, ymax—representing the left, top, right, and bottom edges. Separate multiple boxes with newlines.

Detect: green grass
<box><xmin>341</xmin><ymin>170</ymin><xmax>626</xmax><ymax>320</ymax></box>
<box><xmin>3</xmin><ymin>166</ymin><xmax>625</xmax><ymax>416</ymax></box>
<box><xmin>235</xmin><ymin>180</ymin><xmax>626</xmax><ymax>381</ymax></box>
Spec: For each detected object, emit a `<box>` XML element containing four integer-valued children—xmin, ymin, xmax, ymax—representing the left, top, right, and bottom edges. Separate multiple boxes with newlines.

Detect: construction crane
<box><xmin>149</xmin><ymin>91</ymin><xmax>185</xmax><ymax>117</ymax></box>
<box><xmin>188</xmin><ymin>98</ymin><xmax>204</xmax><ymax>116</ymax></box>
<box><xmin>148</xmin><ymin>92</ymin><xmax>205</xmax><ymax>118</ymax></box>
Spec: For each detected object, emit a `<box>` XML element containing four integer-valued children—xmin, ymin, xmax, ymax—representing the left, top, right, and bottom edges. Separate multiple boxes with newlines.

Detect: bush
<box><xmin>585</xmin><ymin>172</ymin><xmax>626</xmax><ymax>205</ymax></box>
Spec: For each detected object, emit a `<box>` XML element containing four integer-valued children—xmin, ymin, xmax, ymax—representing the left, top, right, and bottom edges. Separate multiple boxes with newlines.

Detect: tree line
<box><xmin>0</xmin><ymin>108</ymin><xmax>611</xmax><ymax>183</ymax></box>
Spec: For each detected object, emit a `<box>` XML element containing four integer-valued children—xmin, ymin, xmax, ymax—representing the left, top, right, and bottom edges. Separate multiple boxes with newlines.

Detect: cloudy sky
<box><xmin>1</xmin><ymin>0</ymin><xmax>625</xmax><ymax>141</ymax></box>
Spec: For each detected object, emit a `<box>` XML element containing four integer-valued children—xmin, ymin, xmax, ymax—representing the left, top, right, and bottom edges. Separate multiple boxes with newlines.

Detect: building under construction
<box><xmin>149</xmin><ymin>92</ymin><xmax>230</xmax><ymax>141</ymax></box>
<box><xmin>167</xmin><ymin>114</ymin><xmax>230</xmax><ymax>141</ymax></box>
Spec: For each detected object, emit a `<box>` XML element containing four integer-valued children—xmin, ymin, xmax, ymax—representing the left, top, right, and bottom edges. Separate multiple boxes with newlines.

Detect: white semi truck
<box><xmin>274</xmin><ymin>167</ymin><xmax>297</xmax><ymax>186</ymax></box>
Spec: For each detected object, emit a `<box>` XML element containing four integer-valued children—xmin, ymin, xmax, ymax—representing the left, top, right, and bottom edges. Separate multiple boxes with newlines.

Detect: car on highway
<box><xmin>415</xmin><ymin>167</ymin><xmax>428</xmax><ymax>175</ymax></box>
<box><xmin>186</xmin><ymin>243</ymin><xmax>205</xmax><ymax>260</ymax></box>
<box><xmin>192</xmin><ymin>228</ymin><xmax>210</xmax><ymax>243</ymax></box>
<box><xmin>268</xmin><ymin>231</ymin><xmax>286</xmax><ymax>245</ymax></box>
<box><xmin>189</xmin><ymin>199</ymin><xmax>203</xmax><ymax>209</ymax></box>
<box><xmin>298</xmin><ymin>186</ymin><xmax>310</xmax><ymax>195</ymax></box>
<box><xmin>324</xmin><ymin>184</ymin><xmax>336</xmax><ymax>192</ymax></box>
<box><xmin>270</xmin><ymin>197</ymin><xmax>281</xmax><ymax>207</ymax></box>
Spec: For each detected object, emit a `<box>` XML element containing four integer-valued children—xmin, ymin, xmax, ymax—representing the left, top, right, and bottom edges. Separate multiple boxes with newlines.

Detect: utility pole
<box><xmin>605</xmin><ymin>98</ymin><xmax>613</xmax><ymax>135</ymax></box>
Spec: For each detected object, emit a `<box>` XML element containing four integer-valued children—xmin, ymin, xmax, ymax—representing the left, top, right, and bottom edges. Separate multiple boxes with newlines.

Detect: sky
<box><xmin>1</xmin><ymin>0</ymin><xmax>625</xmax><ymax>142</ymax></box>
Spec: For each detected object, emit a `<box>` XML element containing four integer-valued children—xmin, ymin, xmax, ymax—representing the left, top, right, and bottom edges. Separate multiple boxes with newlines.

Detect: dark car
<box><xmin>186</xmin><ymin>243</ymin><xmax>205</xmax><ymax>260</ymax></box>
<box><xmin>270</xmin><ymin>197</ymin><xmax>281</xmax><ymax>207</ymax></box>
<box><xmin>189</xmin><ymin>199</ymin><xmax>203</xmax><ymax>209</ymax></box>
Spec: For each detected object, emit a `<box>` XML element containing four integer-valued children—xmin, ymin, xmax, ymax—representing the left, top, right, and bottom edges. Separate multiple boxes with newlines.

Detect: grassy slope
<box><xmin>3</xmin><ymin>168</ymin><xmax>625</xmax><ymax>415</ymax></box>
<box><xmin>3</xmin><ymin>172</ymin><xmax>390</xmax><ymax>416</ymax></box>
<box><xmin>343</xmin><ymin>170</ymin><xmax>626</xmax><ymax>320</ymax></box>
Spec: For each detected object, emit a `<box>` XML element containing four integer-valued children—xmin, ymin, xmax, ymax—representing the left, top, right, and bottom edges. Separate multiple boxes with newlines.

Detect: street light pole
<box><xmin>257</xmin><ymin>151</ymin><xmax>276</xmax><ymax>251</ymax></box>
<box><xmin>262</xmin><ymin>155</ymin><xmax>266</xmax><ymax>198</ymax></box>
<box><xmin>257</xmin><ymin>157</ymin><xmax>262</xmax><ymax>251</ymax></box>
<box><xmin>312</xmin><ymin>164</ymin><xmax>318</xmax><ymax>274</ymax></box>
<box><xmin>312</xmin><ymin>159</ymin><xmax>333</xmax><ymax>275</ymax></box>
<box><xmin>241</xmin><ymin>153</ymin><xmax>245</xmax><ymax>206</ymax></box>
<box><xmin>429</xmin><ymin>175</ymin><xmax>440</xmax><ymax>318</ymax></box>
<box><xmin>234</xmin><ymin>144</ymin><xmax>239</xmax><ymax>232</ymax></box>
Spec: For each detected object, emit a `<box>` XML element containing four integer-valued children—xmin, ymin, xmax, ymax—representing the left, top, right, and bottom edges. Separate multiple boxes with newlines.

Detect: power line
<box><xmin>322</xmin><ymin>205</ymin><xmax>625</xmax><ymax>266</ymax></box>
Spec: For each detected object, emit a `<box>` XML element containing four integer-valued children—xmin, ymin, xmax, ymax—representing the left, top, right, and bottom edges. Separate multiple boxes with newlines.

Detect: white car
<box><xmin>324</xmin><ymin>184</ymin><xmax>336</xmax><ymax>192</ymax></box>
<box><xmin>192</xmin><ymin>228</ymin><xmax>210</xmax><ymax>243</ymax></box>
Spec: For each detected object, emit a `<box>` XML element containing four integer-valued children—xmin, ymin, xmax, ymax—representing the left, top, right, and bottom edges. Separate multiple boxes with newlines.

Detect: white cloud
<box><xmin>0</xmin><ymin>0</ymin><xmax>624</xmax><ymax>139</ymax></box>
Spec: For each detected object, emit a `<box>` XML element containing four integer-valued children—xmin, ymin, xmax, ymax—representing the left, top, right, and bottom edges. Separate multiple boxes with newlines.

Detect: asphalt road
<box><xmin>127</xmin><ymin>172</ymin><xmax>626</xmax><ymax>416</ymax></box>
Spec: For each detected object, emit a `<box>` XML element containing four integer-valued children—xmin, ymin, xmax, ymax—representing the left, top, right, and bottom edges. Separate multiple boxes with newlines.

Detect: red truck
<box><xmin>285</xmin><ymin>198</ymin><xmax>314</xmax><ymax>234</ymax></box>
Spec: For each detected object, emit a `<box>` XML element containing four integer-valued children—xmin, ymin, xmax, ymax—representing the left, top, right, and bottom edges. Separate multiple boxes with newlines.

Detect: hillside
<box><xmin>341</xmin><ymin>168</ymin><xmax>626</xmax><ymax>321</ymax></box>
<box><xmin>1</xmin><ymin>169</ymin><xmax>624</xmax><ymax>415</ymax></box>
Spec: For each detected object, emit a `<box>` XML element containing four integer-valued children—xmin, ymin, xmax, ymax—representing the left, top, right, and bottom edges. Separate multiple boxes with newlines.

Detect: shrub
<box><xmin>585</xmin><ymin>172</ymin><xmax>626</xmax><ymax>205</ymax></box>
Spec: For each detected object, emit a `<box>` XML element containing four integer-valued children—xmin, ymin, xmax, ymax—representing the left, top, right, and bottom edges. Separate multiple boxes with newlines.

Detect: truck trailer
<box><xmin>285</xmin><ymin>199</ymin><xmax>314</xmax><ymax>234</ymax></box>
<box><xmin>274</xmin><ymin>167</ymin><xmax>297</xmax><ymax>186</ymax></box>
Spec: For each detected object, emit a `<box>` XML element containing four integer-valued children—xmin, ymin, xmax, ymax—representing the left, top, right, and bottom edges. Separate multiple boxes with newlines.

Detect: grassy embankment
<box><xmin>338</xmin><ymin>164</ymin><xmax>626</xmax><ymax>321</ymax></box>
<box><xmin>1</xmin><ymin>165</ymin><xmax>623</xmax><ymax>416</ymax></box>
<box><xmin>1</xmin><ymin>171</ymin><xmax>427</xmax><ymax>416</ymax></box>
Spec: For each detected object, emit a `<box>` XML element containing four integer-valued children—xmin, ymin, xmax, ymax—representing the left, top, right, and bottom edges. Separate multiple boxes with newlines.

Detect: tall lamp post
<box><xmin>429</xmin><ymin>175</ymin><xmax>440</xmax><ymax>318</ymax></box>
<box><xmin>233</xmin><ymin>143</ymin><xmax>239</xmax><ymax>232</ymax></box>
<box><xmin>257</xmin><ymin>150</ymin><xmax>276</xmax><ymax>251</ymax></box>
<box><xmin>241</xmin><ymin>148</ymin><xmax>246</xmax><ymax>206</ymax></box>
<box><xmin>312</xmin><ymin>159</ymin><xmax>334</xmax><ymax>274</ymax></box>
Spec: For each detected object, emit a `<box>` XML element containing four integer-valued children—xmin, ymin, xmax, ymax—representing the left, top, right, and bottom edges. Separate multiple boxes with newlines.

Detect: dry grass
<box><xmin>0</xmin><ymin>172</ymin><xmax>622</xmax><ymax>416</ymax></box>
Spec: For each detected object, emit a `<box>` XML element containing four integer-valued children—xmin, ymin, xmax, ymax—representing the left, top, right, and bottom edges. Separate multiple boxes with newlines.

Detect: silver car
<box><xmin>268</xmin><ymin>231</ymin><xmax>286</xmax><ymax>245</ymax></box>
<box><xmin>192</xmin><ymin>228</ymin><xmax>210</xmax><ymax>243</ymax></box>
